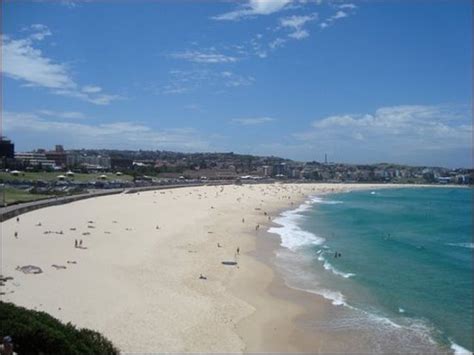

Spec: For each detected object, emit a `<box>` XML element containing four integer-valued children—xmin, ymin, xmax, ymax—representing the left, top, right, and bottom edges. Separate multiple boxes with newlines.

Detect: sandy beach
<box><xmin>0</xmin><ymin>183</ymin><xmax>435</xmax><ymax>352</ymax></box>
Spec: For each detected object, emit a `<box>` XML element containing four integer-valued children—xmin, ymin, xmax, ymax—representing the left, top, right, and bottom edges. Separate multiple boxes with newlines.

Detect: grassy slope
<box><xmin>0</xmin><ymin>172</ymin><xmax>133</xmax><ymax>183</ymax></box>
<box><xmin>1</xmin><ymin>187</ymin><xmax>51</xmax><ymax>205</ymax></box>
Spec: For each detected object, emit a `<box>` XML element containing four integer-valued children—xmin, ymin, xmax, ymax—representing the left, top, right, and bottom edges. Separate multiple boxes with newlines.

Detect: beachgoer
<box><xmin>14</xmin><ymin>232</ymin><xmax>18</xmax><ymax>239</ymax></box>
<box><xmin>217</xmin><ymin>243</ymin><xmax>221</xmax><ymax>248</ymax></box>
<box><xmin>16</xmin><ymin>217</ymin><xmax>19</xmax><ymax>223</ymax></box>
<box><xmin>242</xmin><ymin>218</ymin><xmax>245</xmax><ymax>223</ymax></box>
<box><xmin>79</xmin><ymin>240</ymin><xmax>83</xmax><ymax>247</ymax></box>
<box><xmin>237</xmin><ymin>247</ymin><xmax>240</xmax><ymax>255</ymax></box>
<box><xmin>334</xmin><ymin>251</ymin><xmax>338</xmax><ymax>258</ymax></box>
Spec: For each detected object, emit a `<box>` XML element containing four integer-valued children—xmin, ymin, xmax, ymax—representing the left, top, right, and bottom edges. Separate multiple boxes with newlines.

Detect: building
<box><xmin>256</xmin><ymin>165</ymin><xmax>271</xmax><ymax>177</ymax></box>
<box><xmin>110</xmin><ymin>157</ymin><xmax>133</xmax><ymax>170</ymax></box>
<box><xmin>15</xmin><ymin>152</ymin><xmax>56</xmax><ymax>169</ymax></box>
<box><xmin>0</xmin><ymin>137</ymin><xmax>14</xmax><ymax>159</ymax></box>
<box><xmin>272</xmin><ymin>163</ymin><xmax>287</xmax><ymax>176</ymax></box>
<box><xmin>45</xmin><ymin>145</ymin><xmax>67</xmax><ymax>168</ymax></box>
<box><xmin>67</xmin><ymin>153</ymin><xmax>111</xmax><ymax>169</ymax></box>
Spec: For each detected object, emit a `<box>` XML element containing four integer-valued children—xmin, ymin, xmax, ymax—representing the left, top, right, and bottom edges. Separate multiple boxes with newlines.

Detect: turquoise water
<box><xmin>269</xmin><ymin>187</ymin><xmax>473</xmax><ymax>353</ymax></box>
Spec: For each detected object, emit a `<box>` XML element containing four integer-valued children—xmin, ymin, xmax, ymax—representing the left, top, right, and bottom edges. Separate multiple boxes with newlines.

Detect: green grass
<box><xmin>1</xmin><ymin>187</ymin><xmax>51</xmax><ymax>205</ymax></box>
<box><xmin>0</xmin><ymin>171</ymin><xmax>133</xmax><ymax>183</ymax></box>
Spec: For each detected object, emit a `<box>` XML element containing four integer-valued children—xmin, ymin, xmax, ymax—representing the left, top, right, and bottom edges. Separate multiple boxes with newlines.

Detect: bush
<box><xmin>0</xmin><ymin>302</ymin><xmax>118</xmax><ymax>354</ymax></box>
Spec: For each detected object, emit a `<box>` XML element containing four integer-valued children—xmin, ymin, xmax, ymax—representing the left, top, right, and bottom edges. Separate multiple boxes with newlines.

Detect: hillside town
<box><xmin>0</xmin><ymin>137</ymin><xmax>472</xmax><ymax>200</ymax></box>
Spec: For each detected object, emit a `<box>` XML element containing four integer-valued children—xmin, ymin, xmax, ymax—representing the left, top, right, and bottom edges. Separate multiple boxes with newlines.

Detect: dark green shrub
<box><xmin>0</xmin><ymin>302</ymin><xmax>118</xmax><ymax>354</ymax></box>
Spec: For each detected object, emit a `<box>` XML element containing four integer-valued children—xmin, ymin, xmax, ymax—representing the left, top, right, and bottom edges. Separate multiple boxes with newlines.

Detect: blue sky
<box><xmin>2</xmin><ymin>0</ymin><xmax>472</xmax><ymax>168</ymax></box>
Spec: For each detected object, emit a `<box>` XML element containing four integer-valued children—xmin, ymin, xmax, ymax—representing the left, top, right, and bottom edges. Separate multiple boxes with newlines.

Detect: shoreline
<box><xmin>251</xmin><ymin>185</ymin><xmax>470</xmax><ymax>354</ymax></box>
<box><xmin>232</xmin><ymin>183</ymin><xmax>392</xmax><ymax>352</ymax></box>
<box><xmin>1</xmin><ymin>183</ymin><xmax>467</xmax><ymax>352</ymax></box>
<box><xmin>1</xmin><ymin>182</ymin><xmax>468</xmax><ymax>223</ymax></box>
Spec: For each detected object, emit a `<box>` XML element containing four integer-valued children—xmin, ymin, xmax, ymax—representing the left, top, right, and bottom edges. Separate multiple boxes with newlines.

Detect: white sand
<box><xmin>0</xmin><ymin>183</ymin><xmax>420</xmax><ymax>352</ymax></box>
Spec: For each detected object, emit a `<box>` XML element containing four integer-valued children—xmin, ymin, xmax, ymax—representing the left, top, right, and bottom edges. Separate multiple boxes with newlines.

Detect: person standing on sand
<box><xmin>75</xmin><ymin>239</ymin><xmax>78</xmax><ymax>248</ymax></box>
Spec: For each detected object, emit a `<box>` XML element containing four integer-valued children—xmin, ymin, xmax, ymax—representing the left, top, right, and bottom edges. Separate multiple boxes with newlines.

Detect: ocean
<box><xmin>269</xmin><ymin>187</ymin><xmax>473</xmax><ymax>354</ymax></box>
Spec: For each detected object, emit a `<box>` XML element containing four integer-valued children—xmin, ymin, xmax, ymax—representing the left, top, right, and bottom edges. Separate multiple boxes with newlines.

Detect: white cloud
<box><xmin>220</xmin><ymin>71</ymin><xmax>255</xmax><ymax>87</ymax></box>
<box><xmin>32</xmin><ymin>0</ymin><xmax>91</xmax><ymax>8</ymax></box>
<box><xmin>213</xmin><ymin>0</ymin><xmax>293</xmax><ymax>20</ymax></box>
<box><xmin>4</xmin><ymin>111</ymin><xmax>210</xmax><ymax>151</ymax></box>
<box><xmin>269</xmin><ymin>37</ymin><xmax>287</xmax><ymax>49</ymax></box>
<box><xmin>338</xmin><ymin>4</ymin><xmax>357</xmax><ymax>10</ymax></box>
<box><xmin>59</xmin><ymin>0</ymin><xmax>79</xmax><ymax>7</ymax></box>
<box><xmin>280</xmin><ymin>13</ymin><xmax>317</xmax><ymax>28</ymax></box>
<box><xmin>26</xmin><ymin>24</ymin><xmax>52</xmax><ymax>41</ymax></box>
<box><xmin>160</xmin><ymin>69</ymin><xmax>254</xmax><ymax>94</ymax></box>
<box><xmin>332</xmin><ymin>10</ymin><xmax>348</xmax><ymax>19</ymax></box>
<box><xmin>38</xmin><ymin>110</ymin><xmax>86</xmax><ymax>119</ymax></box>
<box><xmin>171</xmin><ymin>50</ymin><xmax>238</xmax><ymax>64</ymax></box>
<box><xmin>2</xmin><ymin>35</ymin><xmax>75</xmax><ymax>89</ymax></box>
<box><xmin>82</xmin><ymin>85</ymin><xmax>102</xmax><ymax>93</ymax></box>
<box><xmin>231</xmin><ymin>117</ymin><xmax>275</xmax><ymax>125</ymax></box>
<box><xmin>294</xmin><ymin>105</ymin><xmax>472</xmax><ymax>166</ymax></box>
<box><xmin>320</xmin><ymin>5</ymin><xmax>356</xmax><ymax>29</ymax></box>
<box><xmin>288</xmin><ymin>29</ymin><xmax>309</xmax><ymax>39</ymax></box>
<box><xmin>280</xmin><ymin>13</ymin><xmax>318</xmax><ymax>40</ymax></box>
<box><xmin>2</xmin><ymin>25</ymin><xmax>119</xmax><ymax>105</ymax></box>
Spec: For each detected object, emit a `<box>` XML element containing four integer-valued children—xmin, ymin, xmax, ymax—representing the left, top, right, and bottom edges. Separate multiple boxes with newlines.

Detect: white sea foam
<box><xmin>317</xmin><ymin>289</ymin><xmax>347</xmax><ymax>306</ymax></box>
<box><xmin>268</xmin><ymin>197</ymin><xmax>327</xmax><ymax>251</ymax></box>
<box><xmin>310</xmin><ymin>196</ymin><xmax>343</xmax><ymax>204</ymax></box>
<box><xmin>293</xmin><ymin>285</ymin><xmax>348</xmax><ymax>306</ymax></box>
<box><xmin>364</xmin><ymin>310</ymin><xmax>403</xmax><ymax>329</ymax></box>
<box><xmin>322</xmin><ymin>258</ymin><xmax>356</xmax><ymax>278</ymax></box>
<box><xmin>450</xmin><ymin>341</ymin><xmax>473</xmax><ymax>355</ymax></box>
<box><xmin>398</xmin><ymin>307</ymin><xmax>405</xmax><ymax>313</ymax></box>
<box><xmin>446</xmin><ymin>242</ymin><xmax>474</xmax><ymax>249</ymax></box>
<box><xmin>275</xmin><ymin>244</ymin><xmax>444</xmax><ymax>350</ymax></box>
<box><xmin>269</xmin><ymin>197</ymin><xmax>444</xmax><ymax>354</ymax></box>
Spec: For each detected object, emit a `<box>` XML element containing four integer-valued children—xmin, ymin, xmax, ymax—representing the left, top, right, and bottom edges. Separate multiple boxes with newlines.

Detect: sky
<box><xmin>1</xmin><ymin>0</ymin><xmax>472</xmax><ymax>168</ymax></box>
